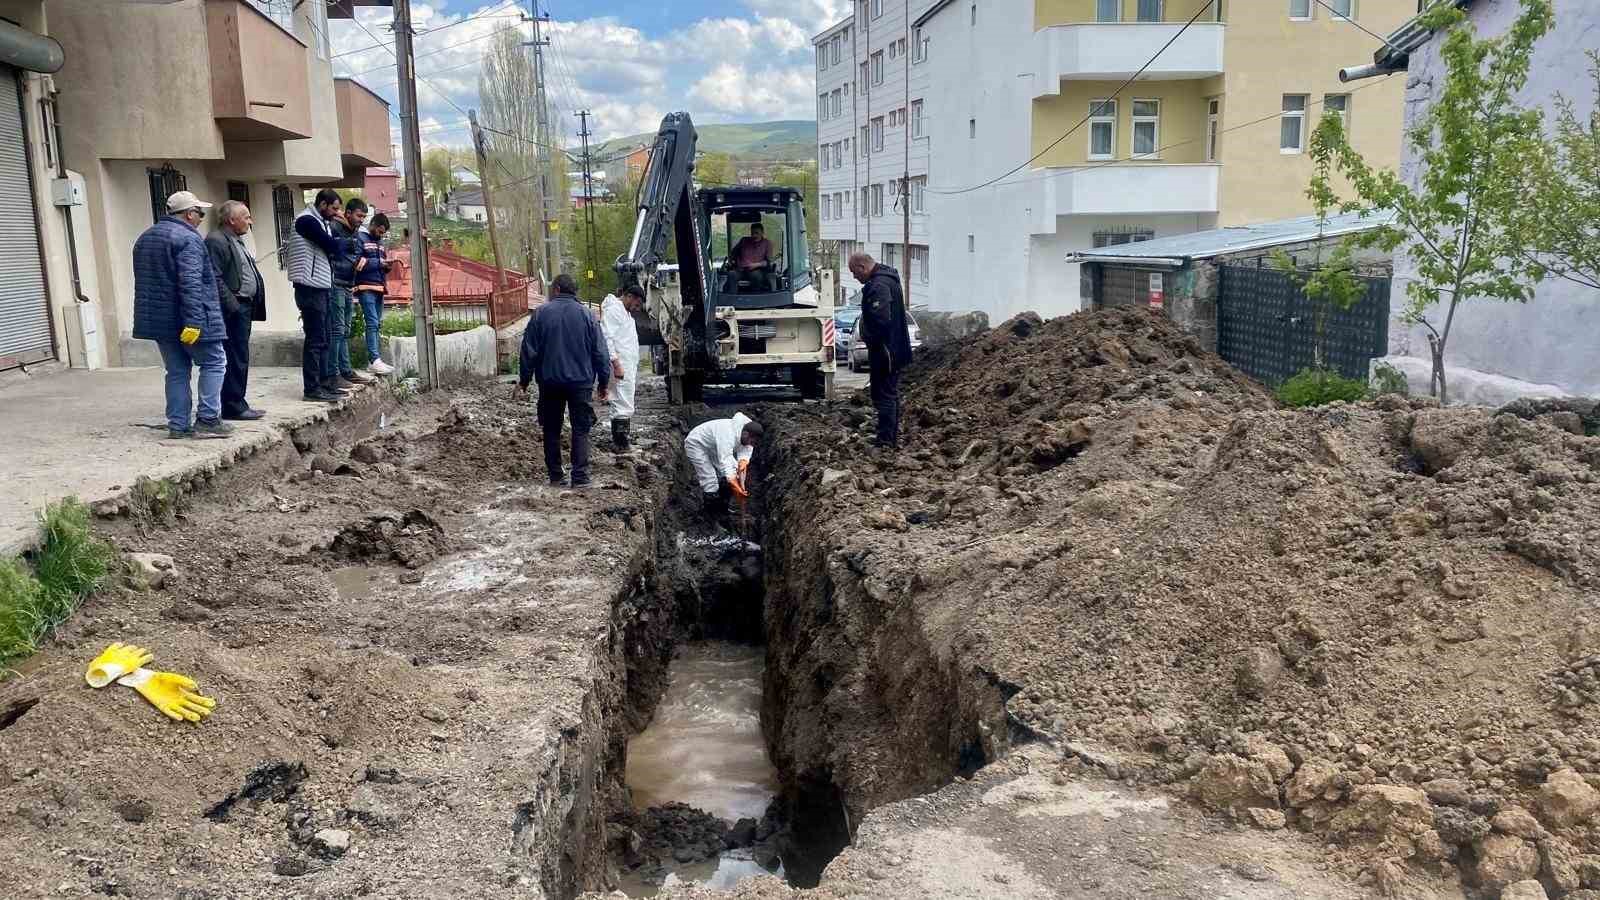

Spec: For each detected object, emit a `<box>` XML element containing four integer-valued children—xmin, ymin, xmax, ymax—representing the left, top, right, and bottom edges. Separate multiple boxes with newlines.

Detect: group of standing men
<box><xmin>132</xmin><ymin>188</ymin><xmax>396</xmax><ymax>439</ymax></box>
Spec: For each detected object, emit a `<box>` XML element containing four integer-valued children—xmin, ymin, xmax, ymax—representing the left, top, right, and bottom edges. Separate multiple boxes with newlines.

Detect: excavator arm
<box><xmin>615</xmin><ymin>112</ymin><xmax>711</xmax><ymax>369</ymax></box>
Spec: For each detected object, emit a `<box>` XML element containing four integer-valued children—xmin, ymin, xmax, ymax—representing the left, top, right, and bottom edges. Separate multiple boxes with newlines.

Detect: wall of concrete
<box><xmin>1388</xmin><ymin>0</ymin><xmax>1600</xmax><ymax>400</ymax></box>
<box><xmin>387</xmin><ymin>325</ymin><xmax>498</xmax><ymax>382</ymax></box>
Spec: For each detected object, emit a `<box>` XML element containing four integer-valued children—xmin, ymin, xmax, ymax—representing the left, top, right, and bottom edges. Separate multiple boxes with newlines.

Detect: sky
<box><xmin>329</xmin><ymin>0</ymin><xmax>846</xmax><ymax>157</ymax></box>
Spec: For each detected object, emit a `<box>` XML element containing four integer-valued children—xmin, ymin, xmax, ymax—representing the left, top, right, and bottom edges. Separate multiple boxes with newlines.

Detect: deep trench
<box><xmin>598</xmin><ymin>412</ymin><xmax>1007</xmax><ymax>896</ymax></box>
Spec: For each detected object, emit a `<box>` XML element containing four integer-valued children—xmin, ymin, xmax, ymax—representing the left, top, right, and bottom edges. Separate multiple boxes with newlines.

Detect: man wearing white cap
<box><xmin>131</xmin><ymin>190</ymin><xmax>233</xmax><ymax>439</ymax></box>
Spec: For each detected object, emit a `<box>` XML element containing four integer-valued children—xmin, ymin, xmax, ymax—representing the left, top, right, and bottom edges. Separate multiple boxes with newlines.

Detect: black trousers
<box><xmin>537</xmin><ymin>382</ymin><xmax>595</xmax><ymax>484</ymax></box>
<box><xmin>220</xmin><ymin>306</ymin><xmax>254</xmax><ymax>416</ymax></box>
<box><xmin>868</xmin><ymin>349</ymin><xmax>902</xmax><ymax>447</ymax></box>
<box><xmin>295</xmin><ymin>285</ymin><xmax>330</xmax><ymax>396</ymax></box>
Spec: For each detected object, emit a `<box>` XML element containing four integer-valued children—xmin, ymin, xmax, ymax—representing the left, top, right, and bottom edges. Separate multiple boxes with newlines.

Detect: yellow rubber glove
<box><xmin>117</xmin><ymin>668</ymin><xmax>217</xmax><ymax>723</ymax></box>
<box><xmin>85</xmin><ymin>642</ymin><xmax>155</xmax><ymax>688</ymax></box>
<box><xmin>179</xmin><ymin>326</ymin><xmax>201</xmax><ymax>345</ymax></box>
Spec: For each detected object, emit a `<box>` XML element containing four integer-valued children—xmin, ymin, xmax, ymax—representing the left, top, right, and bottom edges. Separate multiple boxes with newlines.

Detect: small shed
<box><xmin>1067</xmin><ymin>211</ymin><xmax>1396</xmax><ymax>386</ymax></box>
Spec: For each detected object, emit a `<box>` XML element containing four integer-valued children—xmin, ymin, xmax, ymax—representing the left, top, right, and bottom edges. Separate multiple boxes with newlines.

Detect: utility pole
<box><xmin>902</xmin><ymin>8</ymin><xmax>912</xmax><ymax>308</ymax></box>
<box><xmin>394</xmin><ymin>0</ymin><xmax>437</xmax><ymax>388</ymax></box>
<box><xmin>523</xmin><ymin>6</ymin><xmax>560</xmax><ymax>284</ymax></box>
<box><xmin>468</xmin><ymin>109</ymin><xmax>509</xmax><ymax>293</ymax></box>
<box><xmin>576</xmin><ymin>109</ymin><xmax>598</xmax><ymax>287</ymax></box>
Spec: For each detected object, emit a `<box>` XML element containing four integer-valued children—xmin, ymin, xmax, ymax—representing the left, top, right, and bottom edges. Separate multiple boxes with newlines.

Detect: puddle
<box><xmin>330</xmin><ymin>566</ymin><xmax>385</xmax><ymax>601</ymax></box>
<box><xmin>623</xmin><ymin>641</ymin><xmax>780</xmax><ymax>896</ymax></box>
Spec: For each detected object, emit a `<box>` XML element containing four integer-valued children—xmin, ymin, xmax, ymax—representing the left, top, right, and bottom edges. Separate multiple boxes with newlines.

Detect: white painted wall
<box><xmin>1389</xmin><ymin>0</ymin><xmax>1600</xmax><ymax>399</ymax></box>
<box><xmin>1033</xmin><ymin>22</ymin><xmax>1225</xmax><ymax>92</ymax></box>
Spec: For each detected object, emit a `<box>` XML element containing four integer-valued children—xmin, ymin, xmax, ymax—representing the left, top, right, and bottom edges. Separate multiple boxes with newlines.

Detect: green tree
<box><xmin>1517</xmin><ymin>51</ymin><xmax>1600</xmax><ymax>290</ymax></box>
<box><xmin>696</xmin><ymin>152</ymin><xmax>735</xmax><ymax>187</ymax></box>
<box><xmin>769</xmin><ymin>162</ymin><xmax>819</xmax><ymax>250</ymax></box>
<box><xmin>573</xmin><ymin>174</ymin><xmax>646</xmax><ymax>303</ymax></box>
<box><xmin>1305</xmin><ymin>0</ymin><xmax>1553</xmax><ymax>404</ymax></box>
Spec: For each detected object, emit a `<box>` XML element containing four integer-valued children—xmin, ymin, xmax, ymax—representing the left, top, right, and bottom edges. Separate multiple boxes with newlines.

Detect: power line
<box><xmin>934</xmin><ymin>0</ymin><xmax>1218</xmax><ymax>196</ymax></box>
<box><xmin>1311</xmin><ymin>0</ymin><xmax>1407</xmax><ymax>54</ymax></box>
<box><xmin>332</xmin><ymin>0</ymin><xmax>522</xmax><ymax>58</ymax></box>
<box><xmin>343</xmin><ymin>22</ymin><xmax>522</xmax><ymax>77</ymax></box>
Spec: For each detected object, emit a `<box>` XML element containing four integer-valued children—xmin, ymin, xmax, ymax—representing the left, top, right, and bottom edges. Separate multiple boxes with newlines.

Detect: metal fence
<box><xmin>1217</xmin><ymin>264</ymin><xmax>1390</xmax><ymax>386</ymax></box>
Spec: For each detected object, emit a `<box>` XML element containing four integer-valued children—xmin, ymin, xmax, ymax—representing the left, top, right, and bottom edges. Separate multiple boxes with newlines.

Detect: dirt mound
<box><xmin>760</xmin><ymin>308</ymin><xmax>1600</xmax><ymax>897</ymax></box>
<box><xmin>325</xmin><ymin>508</ymin><xmax>450</xmax><ymax>568</ymax></box>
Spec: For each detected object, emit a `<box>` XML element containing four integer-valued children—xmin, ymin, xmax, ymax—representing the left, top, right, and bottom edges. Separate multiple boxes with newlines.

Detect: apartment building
<box><xmin>813</xmin><ymin>0</ymin><xmax>934</xmax><ymax>307</ymax></box>
<box><xmin>0</xmin><ymin>0</ymin><xmax>390</xmax><ymax>373</ymax></box>
<box><xmin>905</xmin><ymin>0</ymin><xmax>1408</xmax><ymax>322</ymax></box>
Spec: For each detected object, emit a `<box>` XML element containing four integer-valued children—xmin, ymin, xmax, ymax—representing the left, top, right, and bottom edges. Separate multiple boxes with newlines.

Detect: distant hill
<box><xmin>597</xmin><ymin>120</ymin><xmax>816</xmax><ymax>161</ymax></box>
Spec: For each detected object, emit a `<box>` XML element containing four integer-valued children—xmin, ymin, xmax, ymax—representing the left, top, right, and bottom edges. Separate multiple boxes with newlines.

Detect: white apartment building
<box><xmin>813</xmin><ymin>0</ymin><xmax>933</xmax><ymax>308</ymax></box>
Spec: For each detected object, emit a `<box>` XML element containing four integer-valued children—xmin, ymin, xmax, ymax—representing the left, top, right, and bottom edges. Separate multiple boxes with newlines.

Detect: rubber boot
<box><xmin>615</xmin><ymin>418</ymin><xmax>631</xmax><ymax>453</ymax></box>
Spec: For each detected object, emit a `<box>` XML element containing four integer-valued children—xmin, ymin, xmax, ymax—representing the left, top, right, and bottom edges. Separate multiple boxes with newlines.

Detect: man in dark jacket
<box><xmin>325</xmin><ymin>198</ymin><xmax>376</xmax><ymax>389</ymax></box>
<box><xmin>133</xmin><ymin>191</ymin><xmax>232</xmax><ymax>440</ymax></box>
<box><xmin>285</xmin><ymin>188</ymin><xmax>348</xmax><ymax>402</ymax></box>
<box><xmin>205</xmin><ymin>200</ymin><xmax>266</xmax><ymax>421</ymax></box>
<box><xmin>848</xmin><ymin>252</ymin><xmax>913</xmax><ymax>449</ymax></box>
<box><xmin>514</xmin><ymin>274</ymin><xmax>611</xmax><ymax>487</ymax></box>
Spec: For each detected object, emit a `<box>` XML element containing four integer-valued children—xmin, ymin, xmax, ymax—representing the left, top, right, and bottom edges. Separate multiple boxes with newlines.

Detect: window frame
<box><xmin>1206</xmin><ymin>98</ymin><xmax>1221</xmax><ymax>162</ymax></box>
<box><xmin>818</xmin><ymin>45</ymin><xmax>828</xmax><ymax>71</ymax></box>
<box><xmin>147</xmin><ymin>163</ymin><xmax>188</xmax><ymax>224</ymax></box>
<box><xmin>871</xmin><ymin>51</ymin><xmax>884</xmax><ymax>85</ymax></box>
<box><xmin>1281</xmin><ymin>94</ymin><xmax>1308</xmax><ymax>153</ymax></box>
<box><xmin>860</xmin><ymin>125</ymin><xmax>870</xmax><ymax>156</ymax></box>
<box><xmin>820</xmin><ymin>144</ymin><xmax>830</xmax><ymax>171</ymax></box>
<box><xmin>832</xmin><ymin>34</ymin><xmax>842</xmax><ymax>64</ymax></box>
<box><xmin>1088</xmin><ymin>98</ymin><xmax>1117</xmax><ymax>160</ymax></box>
<box><xmin>272</xmin><ymin>183</ymin><xmax>296</xmax><ymax>269</ymax></box>
<box><xmin>913</xmin><ymin>26</ymin><xmax>927</xmax><ymax>62</ymax></box>
<box><xmin>860</xmin><ymin>62</ymin><xmax>870</xmax><ymax>93</ymax></box>
<box><xmin>872</xmin><ymin>0</ymin><xmax>883</xmax><ymax>18</ymax></box>
<box><xmin>871</xmin><ymin>183</ymin><xmax>884</xmax><ymax>217</ymax></box>
<box><xmin>1131</xmin><ymin>98</ymin><xmax>1160</xmax><ymax>158</ymax></box>
<box><xmin>831</xmin><ymin>89</ymin><xmax>842</xmax><ymax>118</ymax></box>
<box><xmin>1136</xmin><ymin>0</ymin><xmax>1163</xmax><ymax>22</ymax></box>
<box><xmin>1324</xmin><ymin>92</ymin><xmax>1351</xmax><ymax>129</ymax></box>
<box><xmin>1096</xmin><ymin>0</ymin><xmax>1120</xmax><ymax>22</ymax></box>
<box><xmin>911</xmin><ymin>99</ymin><xmax>924</xmax><ymax>138</ymax></box>
<box><xmin>968</xmin><ymin>117</ymin><xmax>976</xmax><ymax>139</ymax></box>
<box><xmin>1288</xmin><ymin>0</ymin><xmax>1312</xmax><ymax>20</ymax></box>
<box><xmin>871</xmin><ymin>116</ymin><xmax>885</xmax><ymax>152</ymax></box>
<box><xmin>1325</xmin><ymin>0</ymin><xmax>1354</xmax><ymax>19</ymax></box>
<box><xmin>911</xmin><ymin>176</ymin><xmax>926</xmax><ymax>213</ymax></box>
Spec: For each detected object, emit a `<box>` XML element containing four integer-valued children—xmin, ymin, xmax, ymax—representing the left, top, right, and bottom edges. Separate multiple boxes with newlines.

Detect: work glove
<box><xmin>85</xmin><ymin>642</ymin><xmax>154</xmax><ymax>688</ymax></box>
<box><xmin>179</xmin><ymin>326</ymin><xmax>201</xmax><ymax>345</ymax></box>
<box><xmin>612</xmin><ymin>359</ymin><xmax>625</xmax><ymax>379</ymax></box>
<box><xmin>118</xmin><ymin>668</ymin><xmax>217</xmax><ymax>723</ymax></box>
<box><xmin>728</xmin><ymin>475</ymin><xmax>749</xmax><ymax>500</ymax></box>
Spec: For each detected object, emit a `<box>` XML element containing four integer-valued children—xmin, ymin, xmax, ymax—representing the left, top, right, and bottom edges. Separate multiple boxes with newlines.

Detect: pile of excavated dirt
<box><xmin>757</xmin><ymin>308</ymin><xmax>1600</xmax><ymax>899</ymax></box>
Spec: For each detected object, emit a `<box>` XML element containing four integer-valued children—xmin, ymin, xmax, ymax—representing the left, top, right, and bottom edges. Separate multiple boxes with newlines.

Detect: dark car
<box><xmin>834</xmin><ymin>299</ymin><xmax>863</xmax><ymax>362</ymax></box>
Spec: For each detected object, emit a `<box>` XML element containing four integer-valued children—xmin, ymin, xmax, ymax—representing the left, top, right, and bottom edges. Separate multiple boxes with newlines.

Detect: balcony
<box><xmin>1033</xmin><ymin>22</ymin><xmax>1224</xmax><ymax>98</ymax></box>
<box><xmin>1029</xmin><ymin>163</ymin><xmax>1218</xmax><ymax>234</ymax></box>
<box><xmin>335</xmin><ymin>78</ymin><xmax>393</xmax><ymax>168</ymax></box>
<box><xmin>206</xmin><ymin>0</ymin><xmax>313</xmax><ymax>140</ymax></box>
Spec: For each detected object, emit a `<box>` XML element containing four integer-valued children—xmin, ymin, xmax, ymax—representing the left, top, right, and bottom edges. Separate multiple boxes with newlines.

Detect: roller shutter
<box><xmin>0</xmin><ymin>66</ymin><xmax>51</xmax><ymax>370</ymax></box>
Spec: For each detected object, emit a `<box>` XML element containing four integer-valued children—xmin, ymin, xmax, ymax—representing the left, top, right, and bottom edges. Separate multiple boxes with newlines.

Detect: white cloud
<box><xmin>688</xmin><ymin>62</ymin><xmax>816</xmax><ymax>118</ymax></box>
<box><xmin>741</xmin><ymin>0</ymin><xmax>852</xmax><ymax>35</ymax></box>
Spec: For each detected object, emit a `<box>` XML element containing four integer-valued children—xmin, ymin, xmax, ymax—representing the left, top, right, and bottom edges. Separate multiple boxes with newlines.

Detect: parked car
<box><xmin>848</xmin><ymin>309</ymin><xmax>921</xmax><ymax>372</ymax></box>
<box><xmin>834</xmin><ymin>300</ymin><xmax>863</xmax><ymax>362</ymax></box>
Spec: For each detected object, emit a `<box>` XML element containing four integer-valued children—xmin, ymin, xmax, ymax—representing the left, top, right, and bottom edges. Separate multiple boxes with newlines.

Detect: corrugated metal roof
<box><xmin>1065</xmin><ymin>210</ymin><xmax>1395</xmax><ymax>265</ymax></box>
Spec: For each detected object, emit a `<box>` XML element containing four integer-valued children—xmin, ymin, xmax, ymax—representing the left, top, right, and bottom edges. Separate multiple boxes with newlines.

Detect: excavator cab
<box><xmin>699</xmin><ymin>187</ymin><xmax>815</xmax><ymax>311</ymax></box>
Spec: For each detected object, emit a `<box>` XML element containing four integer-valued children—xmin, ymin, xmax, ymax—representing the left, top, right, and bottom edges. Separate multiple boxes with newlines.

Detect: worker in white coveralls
<box><xmin>600</xmin><ymin>283</ymin><xmax>646</xmax><ymax>451</ymax></box>
<box><xmin>684</xmin><ymin>412</ymin><xmax>763</xmax><ymax>520</ymax></box>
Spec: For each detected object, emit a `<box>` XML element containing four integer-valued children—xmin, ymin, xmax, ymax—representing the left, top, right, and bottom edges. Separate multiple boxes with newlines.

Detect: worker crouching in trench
<box><xmin>684</xmin><ymin>412</ymin><xmax>762</xmax><ymax>521</ymax></box>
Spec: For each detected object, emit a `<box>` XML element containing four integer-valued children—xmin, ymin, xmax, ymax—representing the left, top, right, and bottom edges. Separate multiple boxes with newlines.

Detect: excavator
<box><xmin>616</xmin><ymin>112</ymin><xmax>835</xmax><ymax>404</ymax></box>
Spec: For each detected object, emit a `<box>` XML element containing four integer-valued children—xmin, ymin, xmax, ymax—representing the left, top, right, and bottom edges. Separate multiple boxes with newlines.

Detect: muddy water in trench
<box><xmin>622</xmin><ymin>641</ymin><xmax>781</xmax><ymax>896</ymax></box>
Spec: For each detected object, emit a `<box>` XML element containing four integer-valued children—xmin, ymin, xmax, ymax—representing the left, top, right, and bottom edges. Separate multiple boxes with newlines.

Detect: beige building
<box><xmin>0</xmin><ymin>0</ymin><xmax>390</xmax><ymax>374</ymax></box>
<box><xmin>915</xmin><ymin>0</ymin><xmax>1410</xmax><ymax>321</ymax></box>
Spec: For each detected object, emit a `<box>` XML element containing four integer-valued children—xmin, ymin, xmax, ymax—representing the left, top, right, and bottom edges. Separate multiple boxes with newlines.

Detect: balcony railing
<box><xmin>206</xmin><ymin>0</ymin><xmax>313</xmax><ymax>140</ymax></box>
<box><xmin>335</xmin><ymin>78</ymin><xmax>393</xmax><ymax>169</ymax></box>
<box><xmin>1033</xmin><ymin>22</ymin><xmax>1224</xmax><ymax>98</ymax></box>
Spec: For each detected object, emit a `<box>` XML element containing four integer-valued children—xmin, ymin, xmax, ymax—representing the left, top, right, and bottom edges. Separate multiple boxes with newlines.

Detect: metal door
<box><xmin>0</xmin><ymin>66</ymin><xmax>51</xmax><ymax>370</ymax></box>
<box><xmin>1217</xmin><ymin>263</ymin><xmax>1390</xmax><ymax>386</ymax></box>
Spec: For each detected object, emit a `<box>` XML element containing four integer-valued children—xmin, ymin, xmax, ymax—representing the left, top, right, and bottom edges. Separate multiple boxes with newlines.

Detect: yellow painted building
<box><xmin>1029</xmin><ymin>0</ymin><xmax>1409</xmax><ymax>224</ymax></box>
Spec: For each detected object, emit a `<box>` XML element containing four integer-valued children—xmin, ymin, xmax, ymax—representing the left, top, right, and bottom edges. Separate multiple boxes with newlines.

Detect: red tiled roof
<box><xmin>385</xmin><ymin>247</ymin><xmax>544</xmax><ymax>308</ymax></box>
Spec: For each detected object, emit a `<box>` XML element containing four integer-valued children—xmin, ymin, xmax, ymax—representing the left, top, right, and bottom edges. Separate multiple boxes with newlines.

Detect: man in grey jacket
<box><xmin>285</xmin><ymin>188</ymin><xmax>348</xmax><ymax>402</ymax></box>
<box><xmin>205</xmin><ymin>200</ymin><xmax>267</xmax><ymax>420</ymax></box>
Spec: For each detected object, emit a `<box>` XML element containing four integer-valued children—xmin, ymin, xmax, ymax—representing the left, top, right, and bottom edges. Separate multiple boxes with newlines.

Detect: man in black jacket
<box><xmin>205</xmin><ymin>200</ymin><xmax>267</xmax><ymax>421</ymax></box>
<box><xmin>848</xmin><ymin>252</ymin><xmax>913</xmax><ymax>449</ymax></box>
<box><xmin>515</xmin><ymin>274</ymin><xmax>611</xmax><ymax>487</ymax></box>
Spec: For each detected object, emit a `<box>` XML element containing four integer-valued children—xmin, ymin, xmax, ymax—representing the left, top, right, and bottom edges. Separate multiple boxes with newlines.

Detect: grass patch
<box><xmin>1276</xmin><ymin>367</ymin><xmax>1371</xmax><ymax>408</ymax></box>
<box><xmin>0</xmin><ymin>499</ymin><xmax>116</xmax><ymax>667</ymax></box>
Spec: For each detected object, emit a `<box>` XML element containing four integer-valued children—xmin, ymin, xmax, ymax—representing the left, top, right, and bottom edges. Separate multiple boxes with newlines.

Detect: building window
<box><xmin>883</xmin><ymin>243</ymin><xmax>898</xmax><ymax>270</ymax></box>
<box><xmin>1138</xmin><ymin>0</ymin><xmax>1163</xmax><ymax>21</ymax></box>
<box><xmin>843</xmin><ymin>137</ymin><xmax>851</xmax><ymax>161</ymax></box>
<box><xmin>1324</xmin><ymin>92</ymin><xmax>1350</xmax><ymax>128</ymax></box>
<box><xmin>871</xmin><ymin>183</ymin><xmax>884</xmax><ymax>216</ymax></box>
<box><xmin>832</xmin><ymin>89</ymin><xmax>842</xmax><ymax>118</ymax></box>
<box><xmin>970</xmin><ymin>2</ymin><xmax>976</xmax><ymax>25</ymax></box>
<box><xmin>888</xmin><ymin>41</ymin><xmax>896</xmax><ymax>61</ymax></box>
<box><xmin>1281</xmin><ymin>94</ymin><xmax>1308</xmax><ymax>152</ymax></box>
<box><xmin>833</xmin><ymin>142</ymin><xmax>842</xmax><ymax>169</ymax></box>
<box><xmin>860</xmin><ymin>186</ymin><xmax>869</xmax><ymax>212</ymax></box>
<box><xmin>913</xmin><ymin>26</ymin><xmax>928</xmax><ymax>62</ymax></box>
<box><xmin>911</xmin><ymin>176</ymin><xmax>926</xmax><ymax>213</ymax></box>
<box><xmin>818</xmin><ymin>94</ymin><xmax>828</xmax><ymax>121</ymax></box>
<box><xmin>822</xmin><ymin>195</ymin><xmax>831</xmax><ymax>219</ymax></box>
<box><xmin>147</xmin><ymin>164</ymin><xmax>187</xmax><ymax>224</ymax></box>
<box><xmin>247</xmin><ymin>0</ymin><xmax>295</xmax><ymax>33</ymax></box>
<box><xmin>1088</xmin><ymin>99</ymin><xmax>1116</xmax><ymax>159</ymax></box>
<box><xmin>897</xmin><ymin>38</ymin><xmax>907</xmax><ymax>56</ymax></box>
<box><xmin>1132</xmin><ymin>98</ymin><xmax>1160</xmax><ymax>157</ymax></box>
<box><xmin>1326</xmin><ymin>0</ymin><xmax>1353</xmax><ymax>18</ymax></box>
<box><xmin>968</xmin><ymin>234</ymin><xmax>975</xmax><ymax>253</ymax></box>
<box><xmin>911</xmin><ymin>100</ymin><xmax>924</xmax><ymax>138</ymax></box>
<box><xmin>860</xmin><ymin>62</ymin><xmax>870</xmax><ymax>92</ymax></box>
<box><xmin>1289</xmin><ymin>0</ymin><xmax>1311</xmax><ymax>19</ymax></box>
<box><xmin>1206</xmin><ymin>98</ymin><xmax>1220</xmax><ymax>162</ymax></box>
<box><xmin>1092</xmin><ymin>228</ymin><xmax>1155</xmax><ymax>248</ymax></box>
<box><xmin>871</xmin><ymin>51</ymin><xmax>884</xmax><ymax>85</ymax></box>
<box><xmin>871</xmin><ymin>116</ymin><xmax>884</xmax><ymax>152</ymax></box>
<box><xmin>272</xmin><ymin>184</ymin><xmax>296</xmax><ymax>269</ymax></box>
<box><xmin>911</xmin><ymin>245</ymin><xmax>929</xmax><ymax>284</ymax></box>
<box><xmin>821</xmin><ymin>145</ymin><xmax>830</xmax><ymax>171</ymax></box>
<box><xmin>969</xmin><ymin>117</ymin><xmax>976</xmax><ymax>139</ymax></box>
<box><xmin>226</xmin><ymin>181</ymin><xmax>251</xmax><ymax>206</ymax></box>
<box><xmin>819</xmin><ymin>45</ymin><xmax>828</xmax><ymax>71</ymax></box>
<box><xmin>860</xmin><ymin>125</ymin><xmax>870</xmax><ymax>155</ymax></box>
<box><xmin>1096</xmin><ymin>0</ymin><xmax>1119</xmax><ymax>21</ymax></box>
<box><xmin>872</xmin><ymin>0</ymin><xmax>883</xmax><ymax>17</ymax></box>
<box><xmin>833</xmin><ymin>34</ymin><xmax>842</xmax><ymax>64</ymax></box>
